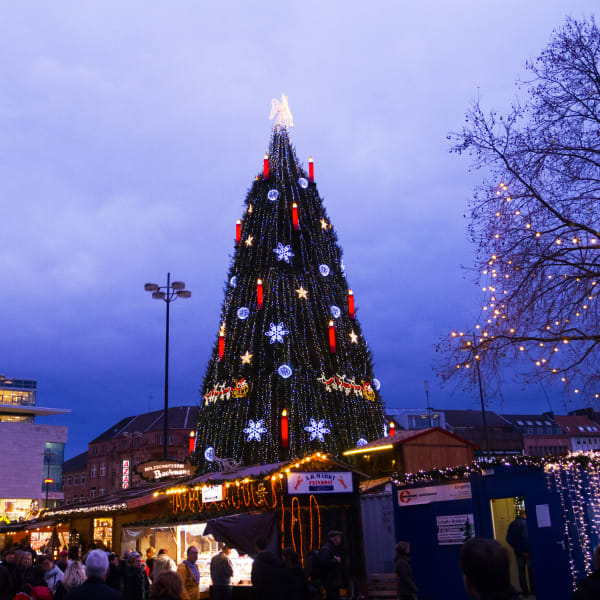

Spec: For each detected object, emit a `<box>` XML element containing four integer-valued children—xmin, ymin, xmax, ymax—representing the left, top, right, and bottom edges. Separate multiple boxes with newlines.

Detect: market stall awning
<box><xmin>204</xmin><ymin>511</ymin><xmax>278</xmax><ymax>556</ymax></box>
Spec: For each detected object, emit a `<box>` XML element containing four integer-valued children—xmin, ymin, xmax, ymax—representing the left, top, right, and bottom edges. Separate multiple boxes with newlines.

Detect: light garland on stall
<box><xmin>43</xmin><ymin>503</ymin><xmax>128</xmax><ymax>518</ymax></box>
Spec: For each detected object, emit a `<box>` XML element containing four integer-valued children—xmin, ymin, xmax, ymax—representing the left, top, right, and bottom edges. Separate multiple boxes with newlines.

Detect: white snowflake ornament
<box><xmin>243</xmin><ymin>419</ymin><xmax>267</xmax><ymax>442</ymax></box>
<box><xmin>265</xmin><ymin>322</ymin><xmax>289</xmax><ymax>344</ymax></box>
<box><xmin>304</xmin><ymin>418</ymin><xmax>330</xmax><ymax>442</ymax></box>
<box><xmin>274</xmin><ymin>242</ymin><xmax>294</xmax><ymax>264</ymax></box>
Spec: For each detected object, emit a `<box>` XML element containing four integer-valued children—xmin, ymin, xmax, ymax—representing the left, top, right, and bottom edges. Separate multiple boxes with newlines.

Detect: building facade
<box><xmin>0</xmin><ymin>376</ymin><xmax>69</xmax><ymax>519</ymax></box>
<box><xmin>443</xmin><ymin>409</ymin><xmax>522</xmax><ymax>456</ymax></box>
<box><xmin>385</xmin><ymin>408</ymin><xmax>447</xmax><ymax>431</ymax></box>
<box><xmin>502</xmin><ymin>413</ymin><xmax>569</xmax><ymax>456</ymax></box>
<box><xmin>554</xmin><ymin>415</ymin><xmax>600</xmax><ymax>452</ymax></box>
<box><xmin>63</xmin><ymin>406</ymin><xmax>199</xmax><ymax>505</ymax></box>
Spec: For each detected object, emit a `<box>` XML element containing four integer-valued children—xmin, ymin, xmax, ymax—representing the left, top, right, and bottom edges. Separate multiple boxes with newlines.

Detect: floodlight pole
<box><xmin>144</xmin><ymin>273</ymin><xmax>192</xmax><ymax>459</ymax></box>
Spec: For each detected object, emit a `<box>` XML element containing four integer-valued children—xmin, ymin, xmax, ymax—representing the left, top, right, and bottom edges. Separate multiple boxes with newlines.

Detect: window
<box><xmin>81</xmin><ymin>473</ymin><xmax>86</xmax><ymax>485</ymax></box>
<box><xmin>74</xmin><ymin>475</ymin><xmax>79</xmax><ymax>486</ymax></box>
<box><xmin>578</xmin><ymin>426</ymin><xmax>585</xmax><ymax>431</ymax></box>
<box><xmin>67</xmin><ymin>477</ymin><xmax>72</xmax><ymax>486</ymax></box>
<box><xmin>168</xmin><ymin>434</ymin><xmax>173</xmax><ymax>445</ymax></box>
<box><xmin>91</xmin><ymin>466</ymin><xmax>97</xmax><ymax>478</ymax></box>
<box><xmin>80</xmin><ymin>496</ymin><xmax>86</xmax><ymax>503</ymax></box>
<box><xmin>525</xmin><ymin>420</ymin><xmax>533</xmax><ymax>425</ymax></box>
<box><xmin>42</xmin><ymin>442</ymin><xmax>65</xmax><ymax>493</ymax></box>
<box><xmin>92</xmin><ymin>446</ymin><xmax>98</xmax><ymax>456</ymax></box>
<box><xmin>544</xmin><ymin>421</ymin><xmax>552</xmax><ymax>426</ymax></box>
<box><xmin>90</xmin><ymin>488</ymin><xmax>97</xmax><ymax>499</ymax></box>
<box><xmin>100</xmin><ymin>464</ymin><xmax>105</xmax><ymax>477</ymax></box>
<box><xmin>516</xmin><ymin>420</ymin><xmax>524</xmax><ymax>426</ymax></box>
<box><xmin>99</xmin><ymin>488</ymin><xmax>104</xmax><ymax>496</ymax></box>
<box><xmin>155</xmin><ymin>434</ymin><xmax>162</xmax><ymax>446</ymax></box>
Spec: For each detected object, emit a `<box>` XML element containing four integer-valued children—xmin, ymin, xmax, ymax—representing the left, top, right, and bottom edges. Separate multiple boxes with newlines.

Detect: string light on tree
<box><xmin>194</xmin><ymin>96</ymin><xmax>385</xmax><ymax>467</ymax></box>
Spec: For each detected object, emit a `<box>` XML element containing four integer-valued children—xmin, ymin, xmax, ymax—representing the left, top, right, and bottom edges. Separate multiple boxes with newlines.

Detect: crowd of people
<box><xmin>0</xmin><ymin>530</ymin><xmax>345</xmax><ymax>600</ymax></box>
<box><xmin>11</xmin><ymin>530</ymin><xmax>600</xmax><ymax>600</ymax></box>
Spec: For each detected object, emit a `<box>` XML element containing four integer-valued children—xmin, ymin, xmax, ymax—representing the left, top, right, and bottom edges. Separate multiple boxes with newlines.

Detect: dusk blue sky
<box><xmin>2</xmin><ymin>3</ymin><xmax>597</xmax><ymax>458</ymax></box>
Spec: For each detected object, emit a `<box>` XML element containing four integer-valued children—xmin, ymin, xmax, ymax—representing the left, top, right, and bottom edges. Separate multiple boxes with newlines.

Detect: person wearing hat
<box><xmin>57</xmin><ymin>551</ymin><xmax>69</xmax><ymax>573</ymax></box>
<box><xmin>318</xmin><ymin>530</ymin><xmax>343</xmax><ymax>600</ymax></box>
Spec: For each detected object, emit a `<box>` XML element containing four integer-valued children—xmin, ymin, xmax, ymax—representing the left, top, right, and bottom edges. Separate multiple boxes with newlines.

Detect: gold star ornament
<box><xmin>296</xmin><ymin>286</ymin><xmax>308</xmax><ymax>299</ymax></box>
<box><xmin>320</xmin><ymin>218</ymin><xmax>328</xmax><ymax>230</ymax></box>
<box><xmin>241</xmin><ymin>351</ymin><xmax>253</xmax><ymax>365</ymax></box>
<box><xmin>245</xmin><ymin>235</ymin><xmax>254</xmax><ymax>247</ymax></box>
<box><xmin>349</xmin><ymin>331</ymin><xmax>358</xmax><ymax>344</ymax></box>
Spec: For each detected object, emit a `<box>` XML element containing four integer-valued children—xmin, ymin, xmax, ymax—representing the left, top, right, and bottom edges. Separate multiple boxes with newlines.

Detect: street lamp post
<box><xmin>43</xmin><ymin>447</ymin><xmax>56</xmax><ymax>509</ymax></box>
<box><xmin>460</xmin><ymin>334</ymin><xmax>490</xmax><ymax>458</ymax></box>
<box><xmin>145</xmin><ymin>273</ymin><xmax>191</xmax><ymax>459</ymax></box>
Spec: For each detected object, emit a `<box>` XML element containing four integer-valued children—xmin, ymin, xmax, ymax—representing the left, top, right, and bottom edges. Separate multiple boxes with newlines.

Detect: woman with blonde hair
<box><xmin>53</xmin><ymin>557</ymin><xmax>87</xmax><ymax>600</ymax></box>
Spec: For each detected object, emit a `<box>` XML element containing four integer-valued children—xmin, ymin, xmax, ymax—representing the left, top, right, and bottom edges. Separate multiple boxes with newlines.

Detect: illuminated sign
<box><xmin>286</xmin><ymin>472</ymin><xmax>353</xmax><ymax>494</ymax></box>
<box><xmin>202</xmin><ymin>485</ymin><xmax>224</xmax><ymax>503</ymax></box>
<box><xmin>136</xmin><ymin>460</ymin><xmax>193</xmax><ymax>481</ymax></box>
<box><xmin>122</xmin><ymin>460</ymin><xmax>130</xmax><ymax>489</ymax></box>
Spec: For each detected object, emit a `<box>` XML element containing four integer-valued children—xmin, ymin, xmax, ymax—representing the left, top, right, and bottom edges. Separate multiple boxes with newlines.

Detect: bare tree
<box><xmin>440</xmin><ymin>16</ymin><xmax>600</xmax><ymax>404</ymax></box>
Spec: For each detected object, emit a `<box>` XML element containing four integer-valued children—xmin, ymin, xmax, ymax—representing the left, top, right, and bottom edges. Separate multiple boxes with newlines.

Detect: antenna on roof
<box><xmin>539</xmin><ymin>382</ymin><xmax>553</xmax><ymax>414</ymax></box>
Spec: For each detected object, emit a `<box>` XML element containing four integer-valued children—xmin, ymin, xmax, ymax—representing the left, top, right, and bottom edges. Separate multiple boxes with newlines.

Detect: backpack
<box><xmin>25</xmin><ymin>585</ymin><xmax>53</xmax><ymax>600</ymax></box>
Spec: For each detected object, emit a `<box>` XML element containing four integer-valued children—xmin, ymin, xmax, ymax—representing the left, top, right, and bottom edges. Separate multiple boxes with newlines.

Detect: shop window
<box><xmin>93</xmin><ymin>518</ymin><xmax>113</xmax><ymax>549</ymax></box>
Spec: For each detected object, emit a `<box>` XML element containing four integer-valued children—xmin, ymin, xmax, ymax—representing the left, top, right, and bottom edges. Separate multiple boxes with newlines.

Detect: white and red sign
<box><xmin>287</xmin><ymin>471</ymin><xmax>353</xmax><ymax>494</ymax></box>
<box><xmin>122</xmin><ymin>459</ymin><xmax>130</xmax><ymax>489</ymax></box>
<box><xmin>397</xmin><ymin>482</ymin><xmax>471</xmax><ymax>506</ymax></box>
<box><xmin>202</xmin><ymin>485</ymin><xmax>224</xmax><ymax>504</ymax></box>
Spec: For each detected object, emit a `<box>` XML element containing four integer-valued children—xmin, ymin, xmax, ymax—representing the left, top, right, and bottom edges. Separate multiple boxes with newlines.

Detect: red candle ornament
<box><xmin>281</xmin><ymin>409</ymin><xmax>289</xmax><ymax>448</ymax></box>
<box><xmin>264</xmin><ymin>154</ymin><xmax>269</xmax><ymax>180</ymax></box>
<box><xmin>389</xmin><ymin>421</ymin><xmax>396</xmax><ymax>437</ymax></box>
<box><xmin>328</xmin><ymin>320</ymin><xmax>336</xmax><ymax>353</ymax></box>
<box><xmin>308</xmin><ymin>156</ymin><xmax>314</xmax><ymax>182</ymax></box>
<box><xmin>292</xmin><ymin>202</ymin><xmax>299</xmax><ymax>230</ymax></box>
<box><xmin>257</xmin><ymin>278</ymin><xmax>264</xmax><ymax>310</ymax></box>
<box><xmin>189</xmin><ymin>431</ymin><xmax>196</xmax><ymax>455</ymax></box>
<box><xmin>235</xmin><ymin>220</ymin><xmax>242</xmax><ymax>246</ymax></box>
<box><xmin>218</xmin><ymin>326</ymin><xmax>225</xmax><ymax>360</ymax></box>
<box><xmin>348</xmin><ymin>289</ymin><xmax>355</xmax><ymax>320</ymax></box>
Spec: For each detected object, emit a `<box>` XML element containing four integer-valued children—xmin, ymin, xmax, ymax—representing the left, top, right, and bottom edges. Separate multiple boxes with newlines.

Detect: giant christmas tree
<box><xmin>195</xmin><ymin>97</ymin><xmax>385</xmax><ymax>469</ymax></box>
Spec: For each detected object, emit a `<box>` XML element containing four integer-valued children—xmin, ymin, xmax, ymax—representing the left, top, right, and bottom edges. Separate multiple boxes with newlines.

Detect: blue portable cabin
<box><xmin>392</xmin><ymin>459</ymin><xmax>597</xmax><ymax>600</ymax></box>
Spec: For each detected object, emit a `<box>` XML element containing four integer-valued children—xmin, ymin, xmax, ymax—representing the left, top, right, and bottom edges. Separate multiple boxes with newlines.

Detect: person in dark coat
<box><xmin>65</xmin><ymin>549</ymin><xmax>123</xmax><ymax>600</ymax></box>
<box><xmin>282</xmin><ymin>547</ymin><xmax>309</xmax><ymax>600</ymax></box>
<box><xmin>506</xmin><ymin>510</ymin><xmax>534</xmax><ymax>597</ymax></box>
<box><xmin>460</xmin><ymin>537</ymin><xmax>520</xmax><ymax>600</ymax></box>
<box><xmin>1</xmin><ymin>549</ymin><xmax>18</xmax><ymax>598</ymax></box>
<box><xmin>572</xmin><ymin>545</ymin><xmax>600</xmax><ymax>599</ymax></box>
<box><xmin>107</xmin><ymin>553</ymin><xmax>125</xmax><ymax>591</ymax></box>
<box><xmin>19</xmin><ymin>564</ymin><xmax>53</xmax><ymax>600</ymax></box>
<box><xmin>0</xmin><ymin>564</ymin><xmax>13</xmax><ymax>600</ymax></box>
<box><xmin>210</xmin><ymin>544</ymin><xmax>234</xmax><ymax>600</ymax></box>
<box><xmin>394</xmin><ymin>542</ymin><xmax>417</xmax><ymax>600</ymax></box>
<box><xmin>123</xmin><ymin>552</ymin><xmax>150</xmax><ymax>600</ymax></box>
<box><xmin>318</xmin><ymin>531</ymin><xmax>343</xmax><ymax>600</ymax></box>
<box><xmin>251</xmin><ymin>536</ymin><xmax>283</xmax><ymax>600</ymax></box>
